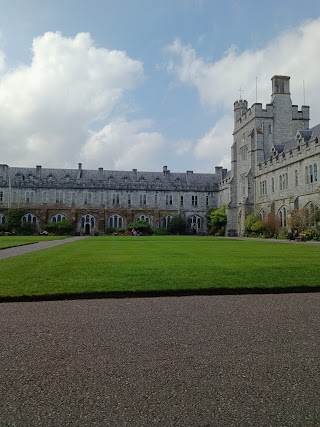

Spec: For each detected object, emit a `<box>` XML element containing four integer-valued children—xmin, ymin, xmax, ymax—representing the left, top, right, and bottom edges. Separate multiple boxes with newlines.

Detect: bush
<box><xmin>167</xmin><ymin>216</ymin><xmax>186</xmax><ymax>235</ymax></box>
<box><xmin>128</xmin><ymin>220</ymin><xmax>153</xmax><ymax>235</ymax></box>
<box><xmin>105</xmin><ymin>227</ymin><xmax>115</xmax><ymax>235</ymax></box>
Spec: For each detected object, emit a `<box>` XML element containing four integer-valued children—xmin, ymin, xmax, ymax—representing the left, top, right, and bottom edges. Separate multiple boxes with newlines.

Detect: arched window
<box><xmin>22</xmin><ymin>213</ymin><xmax>38</xmax><ymax>225</ymax></box>
<box><xmin>109</xmin><ymin>214</ymin><xmax>123</xmax><ymax>229</ymax></box>
<box><xmin>80</xmin><ymin>214</ymin><xmax>95</xmax><ymax>231</ymax></box>
<box><xmin>51</xmin><ymin>214</ymin><xmax>67</xmax><ymax>223</ymax></box>
<box><xmin>161</xmin><ymin>215</ymin><xmax>173</xmax><ymax>229</ymax></box>
<box><xmin>136</xmin><ymin>215</ymin><xmax>150</xmax><ymax>223</ymax></box>
<box><xmin>188</xmin><ymin>215</ymin><xmax>202</xmax><ymax>233</ymax></box>
<box><xmin>278</xmin><ymin>207</ymin><xmax>287</xmax><ymax>228</ymax></box>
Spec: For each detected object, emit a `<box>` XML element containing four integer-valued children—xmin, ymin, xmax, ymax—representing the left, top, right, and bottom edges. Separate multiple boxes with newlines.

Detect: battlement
<box><xmin>234</xmin><ymin>102</ymin><xmax>310</xmax><ymax>133</ymax></box>
<box><xmin>256</xmin><ymin>135</ymin><xmax>320</xmax><ymax>176</ymax></box>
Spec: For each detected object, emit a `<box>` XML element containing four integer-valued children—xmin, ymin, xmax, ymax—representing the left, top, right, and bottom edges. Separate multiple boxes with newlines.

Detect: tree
<box><xmin>7</xmin><ymin>209</ymin><xmax>26</xmax><ymax>233</ymax></box>
<box><xmin>208</xmin><ymin>204</ymin><xmax>227</xmax><ymax>235</ymax></box>
<box><xmin>261</xmin><ymin>214</ymin><xmax>280</xmax><ymax>237</ymax></box>
<box><xmin>128</xmin><ymin>219</ymin><xmax>152</xmax><ymax>235</ymax></box>
<box><xmin>167</xmin><ymin>215</ymin><xmax>186</xmax><ymax>235</ymax></box>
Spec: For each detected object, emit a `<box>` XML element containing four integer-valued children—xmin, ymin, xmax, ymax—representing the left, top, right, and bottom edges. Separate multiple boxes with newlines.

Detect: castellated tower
<box><xmin>225</xmin><ymin>75</ymin><xmax>310</xmax><ymax>236</ymax></box>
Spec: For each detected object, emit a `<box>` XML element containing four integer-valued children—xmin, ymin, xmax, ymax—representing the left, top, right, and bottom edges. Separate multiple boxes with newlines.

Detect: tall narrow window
<box><xmin>0</xmin><ymin>191</ymin><xmax>3</xmax><ymax>202</ymax></box>
<box><xmin>294</xmin><ymin>170</ymin><xmax>298</xmax><ymax>187</ymax></box>
<box><xmin>314</xmin><ymin>164</ymin><xmax>318</xmax><ymax>182</ymax></box>
<box><xmin>128</xmin><ymin>194</ymin><xmax>131</xmax><ymax>205</ymax></box>
<box><xmin>206</xmin><ymin>195</ymin><xmax>209</xmax><ymax>206</ymax></box>
<box><xmin>271</xmin><ymin>177</ymin><xmax>275</xmax><ymax>193</ymax></box>
<box><xmin>180</xmin><ymin>195</ymin><xmax>184</xmax><ymax>206</ymax></box>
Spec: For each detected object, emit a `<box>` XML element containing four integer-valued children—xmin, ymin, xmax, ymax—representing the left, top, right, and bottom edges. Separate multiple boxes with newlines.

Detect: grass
<box><xmin>0</xmin><ymin>236</ymin><xmax>320</xmax><ymax>298</ymax></box>
<box><xmin>0</xmin><ymin>235</ymin><xmax>68</xmax><ymax>249</ymax></box>
<box><xmin>0</xmin><ymin>235</ymin><xmax>319</xmax><ymax>299</ymax></box>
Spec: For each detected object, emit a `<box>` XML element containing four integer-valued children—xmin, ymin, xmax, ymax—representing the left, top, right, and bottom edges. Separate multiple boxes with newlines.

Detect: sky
<box><xmin>0</xmin><ymin>0</ymin><xmax>320</xmax><ymax>173</ymax></box>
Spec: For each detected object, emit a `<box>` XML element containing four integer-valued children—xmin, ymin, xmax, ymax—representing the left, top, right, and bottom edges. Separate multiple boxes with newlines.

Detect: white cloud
<box><xmin>166</xmin><ymin>17</ymin><xmax>320</xmax><ymax>121</ymax></box>
<box><xmin>0</xmin><ymin>32</ymin><xmax>145</xmax><ymax>168</ymax></box>
<box><xmin>194</xmin><ymin>115</ymin><xmax>233</xmax><ymax>169</ymax></box>
<box><xmin>165</xmin><ymin>17</ymin><xmax>320</xmax><ymax>170</ymax></box>
<box><xmin>81</xmin><ymin>118</ymin><xmax>166</xmax><ymax>170</ymax></box>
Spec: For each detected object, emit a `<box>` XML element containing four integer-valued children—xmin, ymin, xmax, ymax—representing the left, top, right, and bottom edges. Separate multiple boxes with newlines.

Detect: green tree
<box><xmin>128</xmin><ymin>219</ymin><xmax>152</xmax><ymax>235</ymax></box>
<box><xmin>208</xmin><ymin>204</ymin><xmax>227</xmax><ymax>235</ymax></box>
<box><xmin>7</xmin><ymin>209</ymin><xmax>26</xmax><ymax>233</ymax></box>
<box><xmin>167</xmin><ymin>215</ymin><xmax>186</xmax><ymax>235</ymax></box>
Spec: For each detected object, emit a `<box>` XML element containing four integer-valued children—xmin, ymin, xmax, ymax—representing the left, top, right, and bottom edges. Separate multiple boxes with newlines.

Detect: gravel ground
<box><xmin>0</xmin><ymin>294</ymin><xmax>319</xmax><ymax>427</ymax></box>
<box><xmin>0</xmin><ymin>236</ymin><xmax>88</xmax><ymax>260</ymax></box>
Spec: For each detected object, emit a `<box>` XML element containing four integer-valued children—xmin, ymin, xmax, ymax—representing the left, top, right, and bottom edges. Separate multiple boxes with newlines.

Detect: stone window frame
<box><xmin>191</xmin><ymin>195</ymin><xmax>198</xmax><ymax>206</ymax></box>
<box><xmin>51</xmin><ymin>214</ymin><xmax>67</xmax><ymax>223</ymax></box>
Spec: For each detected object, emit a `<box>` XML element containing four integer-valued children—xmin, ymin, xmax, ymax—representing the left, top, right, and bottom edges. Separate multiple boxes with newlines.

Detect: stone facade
<box><xmin>0</xmin><ymin>75</ymin><xmax>319</xmax><ymax>235</ymax></box>
<box><xmin>223</xmin><ymin>75</ymin><xmax>319</xmax><ymax>235</ymax></box>
<box><xmin>0</xmin><ymin>163</ymin><xmax>226</xmax><ymax>234</ymax></box>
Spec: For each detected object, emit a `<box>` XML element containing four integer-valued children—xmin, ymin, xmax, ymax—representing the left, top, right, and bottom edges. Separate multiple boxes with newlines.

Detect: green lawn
<box><xmin>0</xmin><ymin>235</ymin><xmax>319</xmax><ymax>298</ymax></box>
<box><xmin>0</xmin><ymin>235</ymin><xmax>67</xmax><ymax>249</ymax></box>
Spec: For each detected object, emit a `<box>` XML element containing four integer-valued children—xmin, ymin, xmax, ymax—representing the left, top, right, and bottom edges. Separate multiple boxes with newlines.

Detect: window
<box><xmin>26</xmin><ymin>191</ymin><xmax>34</xmax><ymax>204</ymax></box>
<box><xmin>22</xmin><ymin>213</ymin><xmax>38</xmax><ymax>224</ymax></box>
<box><xmin>52</xmin><ymin>214</ymin><xmax>66</xmax><ymax>223</ymax></box>
<box><xmin>0</xmin><ymin>214</ymin><xmax>6</xmax><ymax>224</ymax></box>
<box><xmin>180</xmin><ymin>195</ymin><xmax>184</xmax><ymax>206</ymax></box>
<box><xmin>305</xmin><ymin>164</ymin><xmax>318</xmax><ymax>184</ymax></box>
<box><xmin>271</xmin><ymin>177</ymin><xmax>275</xmax><ymax>193</ymax></box>
<box><xmin>191</xmin><ymin>195</ymin><xmax>198</xmax><ymax>206</ymax></box>
<box><xmin>279</xmin><ymin>207</ymin><xmax>287</xmax><ymax>228</ymax></box>
<box><xmin>206</xmin><ymin>195</ymin><xmax>209</xmax><ymax>206</ymax></box>
<box><xmin>268</xmin><ymin>124</ymin><xmax>272</xmax><ymax>134</ymax></box>
<box><xmin>112</xmin><ymin>193</ymin><xmax>120</xmax><ymax>204</ymax></box>
<box><xmin>259</xmin><ymin>210</ymin><xmax>265</xmax><ymax>221</ymax></box>
<box><xmin>294</xmin><ymin>170</ymin><xmax>298</xmax><ymax>187</ymax></box>
<box><xmin>279</xmin><ymin>173</ymin><xmax>288</xmax><ymax>190</ymax></box>
<box><xmin>56</xmin><ymin>191</ymin><xmax>63</xmax><ymax>203</ymax></box>
<box><xmin>0</xmin><ymin>191</ymin><xmax>3</xmax><ymax>202</ymax></box>
<box><xmin>154</xmin><ymin>194</ymin><xmax>158</xmax><ymax>205</ymax></box>
<box><xmin>260</xmin><ymin>180</ymin><xmax>267</xmax><ymax>195</ymax></box>
<box><xmin>166</xmin><ymin>195</ymin><xmax>173</xmax><ymax>205</ymax></box>
<box><xmin>71</xmin><ymin>193</ymin><xmax>76</xmax><ymax>204</ymax></box>
<box><xmin>188</xmin><ymin>215</ymin><xmax>201</xmax><ymax>233</ymax></box>
<box><xmin>240</xmin><ymin>145</ymin><xmax>247</xmax><ymax>161</ymax></box>
<box><xmin>84</xmin><ymin>192</ymin><xmax>92</xmax><ymax>205</ymax></box>
<box><xmin>161</xmin><ymin>215</ymin><xmax>173</xmax><ymax>229</ymax></box>
<box><xmin>42</xmin><ymin>191</ymin><xmax>47</xmax><ymax>203</ymax></box>
<box><xmin>140</xmin><ymin>194</ymin><xmax>146</xmax><ymax>205</ymax></box>
<box><xmin>100</xmin><ymin>192</ymin><xmax>104</xmax><ymax>204</ymax></box>
<box><xmin>128</xmin><ymin>194</ymin><xmax>131</xmax><ymax>205</ymax></box>
<box><xmin>136</xmin><ymin>215</ymin><xmax>150</xmax><ymax>223</ymax></box>
<box><xmin>109</xmin><ymin>214</ymin><xmax>123</xmax><ymax>229</ymax></box>
<box><xmin>241</xmin><ymin>175</ymin><xmax>245</xmax><ymax>196</ymax></box>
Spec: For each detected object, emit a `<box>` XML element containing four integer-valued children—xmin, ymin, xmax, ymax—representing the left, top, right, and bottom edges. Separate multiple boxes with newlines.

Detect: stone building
<box><xmin>0</xmin><ymin>75</ymin><xmax>319</xmax><ymax>235</ymax></box>
<box><xmin>0</xmin><ymin>163</ymin><xmax>226</xmax><ymax>234</ymax></box>
<box><xmin>221</xmin><ymin>75</ymin><xmax>318</xmax><ymax>236</ymax></box>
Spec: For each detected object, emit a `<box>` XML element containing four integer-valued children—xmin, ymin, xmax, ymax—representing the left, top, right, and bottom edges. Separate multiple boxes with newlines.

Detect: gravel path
<box><xmin>0</xmin><ymin>236</ymin><xmax>89</xmax><ymax>260</ymax></box>
<box><xmin>0</xmin><ymin>294</ymin><xmax>319</xmax><ymax>426</ymax></box>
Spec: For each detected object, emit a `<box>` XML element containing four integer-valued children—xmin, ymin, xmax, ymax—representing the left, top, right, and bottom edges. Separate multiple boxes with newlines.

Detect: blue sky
<box><xmin>1</xmin><ymin>0</ymin><xmax>320</xmax><ymax>172</ymax></box>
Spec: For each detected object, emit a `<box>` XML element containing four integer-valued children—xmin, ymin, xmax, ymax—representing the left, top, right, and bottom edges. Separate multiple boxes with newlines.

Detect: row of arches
<box><xmin>0</xmin><ymin>212</ymin><xmax>205</xmax><ymax>234</ymax></box>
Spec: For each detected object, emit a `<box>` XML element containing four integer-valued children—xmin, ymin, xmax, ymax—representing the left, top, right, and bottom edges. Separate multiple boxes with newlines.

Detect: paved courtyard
<box><xmin>0</xmin><ymin>293</ymin><xmax>319</xmax><ymax>426</ymax></box>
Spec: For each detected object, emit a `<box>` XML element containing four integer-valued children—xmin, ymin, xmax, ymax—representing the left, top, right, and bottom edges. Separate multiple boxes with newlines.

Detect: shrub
<box><xmin>105</xmin><ymin>227</ymin><xmax>115</xmax><ymax>235</ymax></box>
<box><xmin>167</xmin><ymin>216</ymin><xmax>186</xmax><ymax>235</ymax></box>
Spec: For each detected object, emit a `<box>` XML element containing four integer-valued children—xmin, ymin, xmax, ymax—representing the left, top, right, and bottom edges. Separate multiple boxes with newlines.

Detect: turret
<box><xmin>234</xmin><ymin>99</ymin><xmax>248</xmax><ymax>126</ymax></box>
